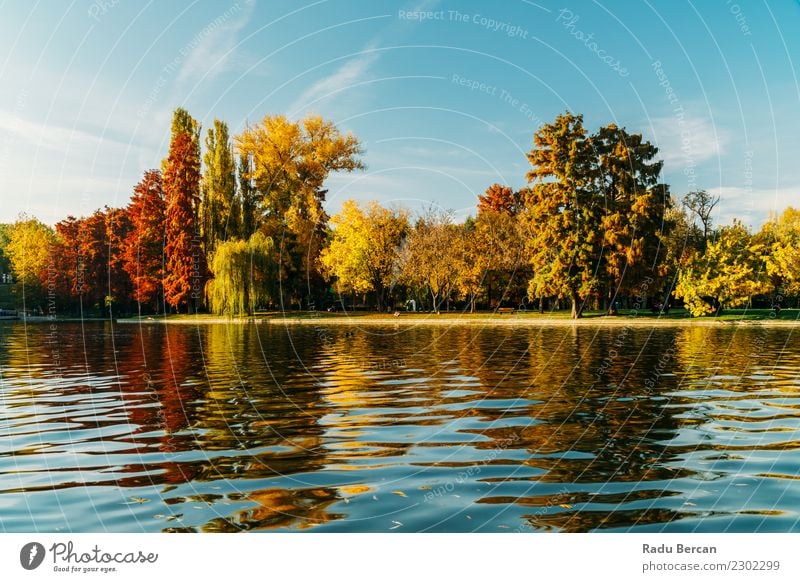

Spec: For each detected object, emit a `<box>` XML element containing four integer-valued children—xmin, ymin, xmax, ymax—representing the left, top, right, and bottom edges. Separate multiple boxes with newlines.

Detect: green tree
<box><xmin>522</xmin><ymin>112</ymin><xmax>600</xmax><ymax>318</ymax></box>
<box><xmin>201</xmin><ymin>119</ymin><xmax>239</xmax><ymax>254</ymax></box>
<box><xmin>675</xmin><ymin>220</ymin><xmax>767</xmax><ymax>316</ymax></box>
<box><xmin>320</xmin><ymin>200</ymin><xmax>409</xmax><ymax>311</ymax></box>
<box><xmin>206</xmin><ymin>232</ymin><xmax>276</xmax><ymax>316</ymax></box>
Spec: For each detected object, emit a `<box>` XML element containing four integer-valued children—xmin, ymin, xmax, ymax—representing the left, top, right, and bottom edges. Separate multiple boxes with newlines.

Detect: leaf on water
<box><xmin>559</xmin><ymin>503</ymin><xmax>573</xmax><ymax>509</ymax></box>
<box><xmin>419</xmin><ymin>485</ymin><xmax>432</xmax><ymax>490</ymax></box>
<box><xmin>128</xmin><ymin>497</ymin><xmax>149</xmax><ymax>504</ymax></box>
<box><xmin>392</xmin><ymin>491</ymin><xmax>407</xmax><ymax>497</ymax></box>
<box><xmin>339</xmin><ymin>485</ymin><xmax>371</xmax><ymax>496</ymax></box>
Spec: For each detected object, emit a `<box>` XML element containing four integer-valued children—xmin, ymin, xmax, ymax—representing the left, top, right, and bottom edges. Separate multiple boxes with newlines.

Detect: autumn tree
<box><xmin>163</xmin><ymin>118</ymin><xmax>206</xmax><ymax>312</ymax></box>
<box><xmin>105</xmin><ymin>206</ymin><xmax>133</xmax><ymax>314</ymax></box>
<box><xmin>522</xmin><ymin>112</ymin><xmax>600</xmax><ymax>318</ymax></box>
<box><xmin>320</xmin><ymin>200</ymin><xmax>408</xmax><ymax>310</ymax></box>
<box><xmin>124</xmin><ymin>170</ymin><xmax>166</xmax><ymax>313</ymax></box>
<box><xmin>201</xmin><ymin>119</ymin><xmax>239</xmax><ymax>255</ymax></box>
<box><xmin>472</xmin><ymin>209</ymin><xmax>526</xmax><ymax>310</ymax></box>
<box><xmin>674</xmin><ymin>220</ymin><xmax>767</xmax><ymax>316</ymax></box>
<box><xmin>759</xmin><ymin>207</ymin><xmax>800</xmax><ymax>298</ymax></box>
<box><xmin>5</xmin><ymin>215</ymin><xmax>57</xmax><ymax>310</ymax></box>
<box><xmin>478</xmin><ymin>183</ymin><xmax>520</xmax><ymax>215</ymax></box>
<box><xmin>398</xmin><ymin>208</ymin><xmax>462</xmax><ymax>314</ymax></box>
<box><xmin>236</xmin><ymin>114</ymin><xmax>363</xmax><ymax>306</ymax></box>
<box><xmin>593</xmin><ymin>124</ymin><xmax>672</xmax><ymax>312</ymax></box>
<box><xmin>6</xmin><ymin>215</ymin><xmax>56</xmax><ymax>286</ymax></box>
<box><xmin>206</xmin><ymin>232</ymin><xmax>276</xmax><ymax>316</ymax></box>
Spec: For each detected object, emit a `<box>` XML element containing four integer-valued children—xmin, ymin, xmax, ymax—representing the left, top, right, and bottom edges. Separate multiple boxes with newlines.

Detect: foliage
<box><xmin>478</xmin><ymin>184</ymin><xmax>520</xmax><ymax>215</ymax></box>
<box><xmin>759</xmin><ymin>207</ymin><xmax>800</xmax><ymax>296</ymax></box>
<box><xmin>124</xmin><ymin>170</ymin><xmax>166</xmax><ymax>311</ymax></box>
<box><xmin>238</xmin><ymin>154</ymin><xmax>258</xmax><ymax>240</ymax></box>
<box><xmin>398</xmin><ymin>208</ymin><xmax>463</xmax><ymax>313</ymax></box>
<box><xmin>5</xmin><ymin>215</ymin><xmax>56</xmax><ymax>286</ymax></box>
<box><xmin>0</xmin><ymin>223</ymin><xmax>11</xmax><ymax>275</ymax></box>
<box><xmin>675</xmin><ymin>220</ymin><xmax>768</xmax><ymax>316</ymax></box>
<box><xmin>320</xmin><ymin>200</ymin><xmax>409</xmax><ymax>309</ymax></box>
<box><xmin>593</xmin><ymin>124</ymin><xmax>671</xmax><ymax>307</ymax></box>
<box><xmin>163</xmin><ymin>129</ymin><xmax>206</xmax><ymax>311</ymax></box>
<box><xmin>201</xmin><ymin>119</ymin><xmax>239</xmax><ymax>254</ymax></box>
<box><xmin>207</xmin><ymin>232</ymin><xmax>276</xmax><ymax>316</ymax></box>
<box><xmin>522</xmin><ymin>112</ymin><xmax>600</xmax><ymax>318</ymax></box>
<box><xmin>236</xmin><ymin>114</ymin><xmax>364</xmax><ymax>304</ymax></box>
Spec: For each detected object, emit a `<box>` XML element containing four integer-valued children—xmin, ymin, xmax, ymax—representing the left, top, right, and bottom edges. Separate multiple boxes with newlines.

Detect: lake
<box><xmin>1</xmin><ymin>320</ymin><xmax>799</xmax><ymax>532</ymax></box>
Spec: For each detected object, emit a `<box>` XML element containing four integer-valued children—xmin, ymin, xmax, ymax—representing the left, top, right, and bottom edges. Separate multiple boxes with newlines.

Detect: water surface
<box><xmin>1</xmin><ymin>321</ymin><xmax>799</xmax><ymax>532</ymax></box>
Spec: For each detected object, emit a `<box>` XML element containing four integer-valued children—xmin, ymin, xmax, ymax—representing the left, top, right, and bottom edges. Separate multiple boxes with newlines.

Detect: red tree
<box><xmin>105</xmin><ymin>206</ymin><xmax>133</xmax><ymax>314</ymax></box>
<box><xmin>478</xmin><ymin>183</ymin><xmax>520</xmax><ymax>215</ymax></box>
<box><xmin>163</xmin><ymin>132</ymin><xmax>206</xmax><ymax>312</ymax></box>
<box><xmin>124</xmin><ymin>170</ymin><xmax>166</xmax><ymax>312</ymax></box>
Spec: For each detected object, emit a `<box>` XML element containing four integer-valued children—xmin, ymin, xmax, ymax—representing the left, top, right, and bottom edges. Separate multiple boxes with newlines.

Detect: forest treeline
<box><xmin>0</xmin><ymin>109</ymin><xmax>797</xmax><ymax>319</ymax></box>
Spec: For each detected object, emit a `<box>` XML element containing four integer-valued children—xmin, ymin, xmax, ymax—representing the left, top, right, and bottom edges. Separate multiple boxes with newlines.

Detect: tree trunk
<box><xmin>571</xmin><ymin>291</ymin><xmax>583</xmax><ymax>319</ymax></box>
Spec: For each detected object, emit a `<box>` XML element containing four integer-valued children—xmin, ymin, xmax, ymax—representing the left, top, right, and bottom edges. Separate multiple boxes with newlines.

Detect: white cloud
<box><xmin>710</xmin><ymin>185</ymin><xmax>800</xmax><ymax>229</ymax></box>
<box><xmin>175</xmin><ymin>1</ymin><xmax>256</xmax><ymax>88</ymax></box>
<box><xmin>288</xmin><ymin>43</ymin><xmax>380</xmax><ymax>117</ymax></box>
<box><xmin>646</xmin><ymin>114</ymin><xmax>728</xmax><ymax>168</ymax></box>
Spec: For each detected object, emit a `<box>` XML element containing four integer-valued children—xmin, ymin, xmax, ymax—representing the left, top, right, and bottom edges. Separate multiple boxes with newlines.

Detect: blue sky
<box><xmin>1</xmin><ymin>0</ymin><xmax>798</xmax><ymax>227</ymax></box>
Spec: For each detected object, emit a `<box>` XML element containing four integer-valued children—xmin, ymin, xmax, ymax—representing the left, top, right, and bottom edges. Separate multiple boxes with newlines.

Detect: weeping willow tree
<box><xmin>206</xmin><ymin>232</ymin><xmax>276</xmax><ymax>316</ymax></box>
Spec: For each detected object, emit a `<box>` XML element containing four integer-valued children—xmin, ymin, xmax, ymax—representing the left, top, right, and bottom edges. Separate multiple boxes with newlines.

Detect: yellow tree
<box><xmin>675</xmin><ymin>220</ymin><xmax>767</xmax><ymax>316</ymax></box>
<box><xmin>399</xmin><ymin>208</ymin><xmax>462</xmax><ymax>314</ymax></box>
<box><xmin>759</xmin><ymin>207</ymin><xmax>800</xmax><ymax>298</ymax></box>
<box><xmin>320</xmin><ymin>200</ymin><xmax>408</xmax><ymax>310</ymax></box>
<box><xmin>236</xmin><ymin>114</ymin><xmax>363</xmax><ymax>306</ymax></box>
<box><xmin>6</xmin><ymin>215</ymin><xmax>56</xmax><ymax>286</ymax></box>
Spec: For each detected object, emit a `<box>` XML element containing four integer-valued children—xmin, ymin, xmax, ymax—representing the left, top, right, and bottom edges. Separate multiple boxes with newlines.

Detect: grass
<box><xmin>30</xmin><ymin>305</ymin><xmax>799</xmax><ymax>326</ymax></box>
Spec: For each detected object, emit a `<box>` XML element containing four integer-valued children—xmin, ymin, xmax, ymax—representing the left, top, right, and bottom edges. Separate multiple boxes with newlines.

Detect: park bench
<box><xmin>496</xmin><ymin>307</ymin><xmax>515</xmax><ymax>314</ymax></box>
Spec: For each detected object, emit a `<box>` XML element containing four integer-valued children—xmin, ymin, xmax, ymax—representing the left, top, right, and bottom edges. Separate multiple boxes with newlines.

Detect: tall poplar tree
<box><xmin>201</xmin><ymin>119</ymin><xmax>239</xmax><ymax>255</ymax></box>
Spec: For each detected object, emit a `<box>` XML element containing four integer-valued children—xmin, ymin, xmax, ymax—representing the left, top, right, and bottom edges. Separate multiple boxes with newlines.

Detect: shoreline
<box><xmin>106</xmin><ymin>314</ymin><xmax>800</xmax><ymax>327</ymax></box>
